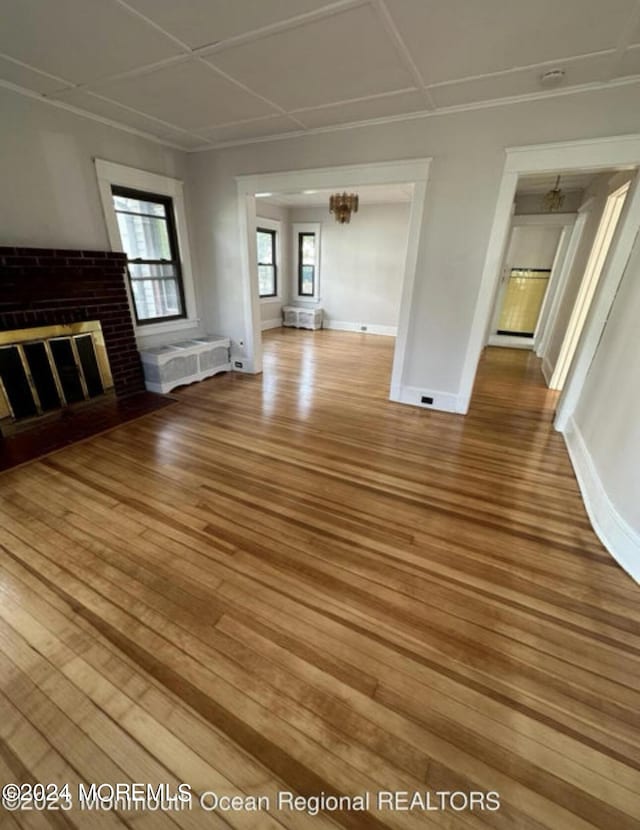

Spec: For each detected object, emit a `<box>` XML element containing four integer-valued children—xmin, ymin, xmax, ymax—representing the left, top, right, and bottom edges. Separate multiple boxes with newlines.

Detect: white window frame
<box><xmin>256</xmin><ymin>216</ymin><xmax>281</xmax><ymax>304</ymax></box>
<box><xmin>95</xmin><ymin>158</ymin><xmax>199</xmax><ymax>337</ymax></box>
<box><xmin>292</xmin><ymin>222</ymin><xmax>321</xmax><ymax>302</ymax></box>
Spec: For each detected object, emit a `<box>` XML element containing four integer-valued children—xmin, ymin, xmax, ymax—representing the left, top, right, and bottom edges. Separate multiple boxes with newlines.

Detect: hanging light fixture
<box><xmin>329</xmin><ymin>192</ymin><xmax>359</xmax><ymax>223</ymax></box>
<box><xmin>542</xmin><ymin>175</ymin><xmax>565</xmax><ymax>212</ymax></box>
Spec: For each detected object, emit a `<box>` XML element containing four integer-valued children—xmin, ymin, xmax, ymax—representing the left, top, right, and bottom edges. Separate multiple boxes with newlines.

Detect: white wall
<box><xmin>255</xmin><ymin>201</ymin><xmax>289</xmax><ymax>328</ymax></box>
<box><xmin>568</xmin><ymin>231</ymin><xmax>640</xmax><ymax>579</ymax></box>
<box><xmin>0</xmin><ymin>89</ymin><xmax>204</xmax><ymax>348</ymax></box>
<box><xmin>506</xmin><ymin>225</ymin><xmax>563</xmax><ymax>269</ymax></box>
<box><xmin>0</xmin><ymin>90</ymin><xmax>186</xmax><ymax>249</ymax></box>
<box><xmin>186</xmin><ymin>83</ymin><xmax>640</xmax><ymax>400</ymax></box>
<box><xmin>288</xmin><ymin>203</ymin><xmax>410</xmax><ymax>333</ymax></box>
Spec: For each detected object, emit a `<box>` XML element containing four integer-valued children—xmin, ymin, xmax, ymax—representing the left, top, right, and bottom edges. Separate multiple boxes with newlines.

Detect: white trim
<box><xmin>536</xmin><ymin>211</ymin><xmax>589</xmax><ymax>358</ymax></box>
<box><xmin>398</xmin><ymin>385</ymin><xmax>463</xmax><ymax>414</ymax></box>
<box><xmin>236</xmin><ymin>159</ymin><xmax>431</xmax><ymax>403</ymax></box>
<box><xmin>533</xmin><ymin>223</ymin><xmax>572</xmax><ymax>352</ymax></box>
<box><xmin>459</xmin><ymin>134</ymin><xmax>640</xmax><ymax>423</ymax></box>
<box><xmin>194</xmin><ymin>78</ymin><xmax>640</xmax><ymax>152</ymax></box>
<box><xmin>550</xmin><ymin>180</ymin><xmax>630</xmax><ymax>391</ymax></box>
<box><xmin>237</xmin><ymin>193</ymin><xmax>261</xmax><ymax>373</ymax></box>
<box><xmin>291</xmin><ymin>222</ymin><xmax>322</xmax><ymax>302</ymax></box>
<box><xmin>236</xmin><ymin>158</ymin><xmax>431</xmax><ymax>194</ymax></box>
<box><xmin>94</xmin><ymin>158</ymin><xmax>200</xmax><ymax>341</ymax></box>
<box><xmin>390</xmin><ymin>179</ymin><xmax>426</xmax><ymax>401</ymax></box>
<box><xmin>541</xmin><ymin>356</ymin><xmax>553</xmax><ymax>385</ymax></box>
<box><xmin>555</xmin><ymin>174</ymin><xmax>640</xmax><ymax>429</ymax></box>
<box><xmin>488</xmin><ymin>335</ymin><xmax>533</xmax><ymax>349</ymax></box>
<box><xmin>564</xmin><ymin>417</ymin><xmax>640</xmax><ymax>584</ymax></box>
<box><xmin>261</xmin><ymin>318</ymin><xmax>282</xmax><ymax>331</ymax></box>
<box><xmin>3</xmin><ymin>57</ymin><xmax>640</xmax><ymax>156</ymax></box>
<box><xmin>324</xmin><ymin>320</ymin><xmax>397</xmax><ymax>336</ymax></box>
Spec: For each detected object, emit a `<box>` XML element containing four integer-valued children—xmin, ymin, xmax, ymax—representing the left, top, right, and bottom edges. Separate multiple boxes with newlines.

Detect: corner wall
<box><xmin>565</xmin><ymin>231</ymin><xmax>640</xmax><ymax>582</ymax></box>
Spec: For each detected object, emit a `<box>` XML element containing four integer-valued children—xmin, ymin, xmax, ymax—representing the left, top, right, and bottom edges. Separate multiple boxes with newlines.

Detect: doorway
<box><xmin>488</xmin><ymin>213</ymin><xmax>576</xmax><ymax>350</ymax></box>
<box><xmin>236</xmin><ymin>159</ymin><xmax>430</xmax><ymax>402</ymax></box>
<box><xmin>460</xmin><ymin>134</ymin><xmax>640</xmax><ymax>429</ymax></box>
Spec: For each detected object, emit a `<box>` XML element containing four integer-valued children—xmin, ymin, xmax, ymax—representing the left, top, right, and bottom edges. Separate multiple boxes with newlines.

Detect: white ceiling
<box><xmin>516</xmin><ymin>168</ymin><xmax>630</xmax><ymax>194</ymax></box>
<box><xmin>258</xmin><ymin>183</ymin><xmax>414</xmax><ymax>208</ymax></box>
<box><xmin>1</xmin><ymin>0</ymin><xmax>640</xmax><ymax>151</ymax></box>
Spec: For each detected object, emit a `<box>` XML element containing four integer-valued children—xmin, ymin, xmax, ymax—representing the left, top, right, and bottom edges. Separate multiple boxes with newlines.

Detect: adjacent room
<box><xmin>1</xmin><ymin>2</ymin><xmax>640</xmax><ymax>828</ymax></box>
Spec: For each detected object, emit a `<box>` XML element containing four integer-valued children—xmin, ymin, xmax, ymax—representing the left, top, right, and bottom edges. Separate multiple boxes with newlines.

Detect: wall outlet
<box><xmin>421</xmin><ymin>395</ymin><xmax>434</xmax><ymax>405</ymax></box>
<box><xmin>234</xmin><ymin>361</ymin><xmax>243</xmax><ymax>369</ymax></box>
<box><xmin>360</xmin><ymin>325</ymin><xmax>368</xmax><ymax>332</ymax></box>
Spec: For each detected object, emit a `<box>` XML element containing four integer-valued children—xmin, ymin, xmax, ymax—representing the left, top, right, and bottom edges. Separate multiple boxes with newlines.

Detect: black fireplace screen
<box><xmin>0</xmin><ymin>324</ymin><xmax>112</xmax><ymax>425</ymax></box>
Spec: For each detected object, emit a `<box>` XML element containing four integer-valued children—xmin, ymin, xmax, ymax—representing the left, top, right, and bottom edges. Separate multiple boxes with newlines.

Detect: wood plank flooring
<box><xmin>0</xmin><ymin>329</ymin><xmax>638</xmax><ymax>829</ymax></box>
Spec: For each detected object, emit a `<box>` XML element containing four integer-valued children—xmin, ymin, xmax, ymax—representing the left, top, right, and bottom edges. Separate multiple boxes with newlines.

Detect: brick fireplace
<box><xmin>0</xmin><ymin>246</ymin><xmax>145</xmax><ymax>401</ymax></box>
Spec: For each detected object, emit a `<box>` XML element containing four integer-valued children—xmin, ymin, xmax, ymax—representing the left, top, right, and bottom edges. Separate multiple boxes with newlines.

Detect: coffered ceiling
<box><xmin>1</xmin><ymin>0</ymin><xmax>640</xmax><ymax>151</ymax></box>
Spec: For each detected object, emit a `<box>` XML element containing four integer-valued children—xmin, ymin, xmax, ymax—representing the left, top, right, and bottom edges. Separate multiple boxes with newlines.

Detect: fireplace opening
<box><xmin>0</xmin><ymin>322</ymin><xmax>114</xmax><ymax>433</ymax></box>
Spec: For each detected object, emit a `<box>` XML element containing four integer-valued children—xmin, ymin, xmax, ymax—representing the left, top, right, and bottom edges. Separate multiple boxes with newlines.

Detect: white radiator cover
<box><xmin>282</xmin><ymin>306</ymin><xmax>323</xmax><ymax>330</ymax></box>
<box><xmin>140</xmin><ymin>335</ymin><xmax>231</xmax><ymax>394</ymax></box>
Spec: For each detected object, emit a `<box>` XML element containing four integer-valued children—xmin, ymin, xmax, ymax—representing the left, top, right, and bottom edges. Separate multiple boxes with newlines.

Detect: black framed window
<box><xmin>111</xmin><ymin>186</ymin><xmax>186</xmax><ymax>325</ymax></box>
<box><xmin>298</xmin><ymin>232</ymin><xmax>316</xmax><ymax>297</ymax></box>
<box><xmin>257</xmin><ymin>228</ymin><xmax>277</xmax><ymax>298</ymax></box>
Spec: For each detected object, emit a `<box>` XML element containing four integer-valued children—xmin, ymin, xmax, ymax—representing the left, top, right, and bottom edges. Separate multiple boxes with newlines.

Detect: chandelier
<box><xmin>542</xmin><ymin>175</ymin><xmax>565</xmax><ymax>212</ymax></box>
<box><xmin>329</xmin><ymin>192</ymin><xmax>359</xmax><ymax>223</ymax></box>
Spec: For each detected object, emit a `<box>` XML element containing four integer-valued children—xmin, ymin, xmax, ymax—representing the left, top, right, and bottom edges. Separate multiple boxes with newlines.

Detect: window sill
<box><xmin>260</xmin><ymin>297</ymin><xmax>282</xmax><ymax>305</ymax></box>
<box><xmin>135</xmin><ymin>317</ymin><xmax>200</xmax><ymax>337</ymax></box>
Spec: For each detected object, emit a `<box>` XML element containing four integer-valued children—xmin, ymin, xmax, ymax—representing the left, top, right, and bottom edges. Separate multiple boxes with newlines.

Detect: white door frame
<box><xmin>550</xmin><ymin>178</ymin><xmax>631</xmax><ymax>391</ymax></box>
<box><xmin>458</xmin><ymin>134</ymin><xmax>640</xmax><ymax>429</ymax></box>
<box><xmin>536</xmin><ymin>199</ymin><xmax>593</xmax><ymax>362</ymax></box>
<box><xmin>236</xmin><ymin>158</ymin><xmax>431</xmax><ymax>400</ymax></box>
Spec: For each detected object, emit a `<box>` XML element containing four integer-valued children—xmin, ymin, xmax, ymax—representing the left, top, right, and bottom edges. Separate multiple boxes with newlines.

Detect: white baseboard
<box><xmin>261</xmin><ymin>318</ymin><xmax>282</xmax><ymax>331</ymax></box>
<box><xmin>541</xmin><ymin>356</ymin><xmax>553</xmax><ymax>386</ymax></box>
<box><xmin>325</xmin><ymin>320</ymin><xmax>397</xmax><ymax>337</ymax></box>
<box><xmin>564</xmin><ymin>417</ymin><xmax>640</xmax><ymax>584</ymax></box>
<box><xmin>393</xmin><ymin>384</ymin><xmax>464</xmax><ymax>414</ymax></box>
<box><xmin>488</xmin><ymin>334</ymin><xmax>534</xmax><ymax>349</ymax></box>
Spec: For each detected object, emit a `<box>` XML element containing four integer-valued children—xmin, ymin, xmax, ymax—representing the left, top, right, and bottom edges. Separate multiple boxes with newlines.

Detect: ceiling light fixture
<box><xmin>542</xmin><ymin>175</ymin><xmax>565</xmax><ymax>212</ymax></box>
<box><xmin>329</xmin><ymin>192</ymin><xmax>359</xmax><ymax>224</ymax></box>
<box><xmin>255</xmin><ymin>192</ymin><xmax>272</xmax><ymax>198</ymax></box>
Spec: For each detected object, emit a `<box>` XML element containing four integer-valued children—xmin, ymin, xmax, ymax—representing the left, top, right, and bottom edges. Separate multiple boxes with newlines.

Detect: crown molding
<box><xmin>0</xmin><ymin>79</ymin><xmax>196</xmax><ymax>152</ymax></box>
<box><xmin>195</xmin><ymin>74</ymin><xmax>640</xmax><ymax>152</ymax></box>
<box><xmin>3</xmin><ymin>70</ymin><xmax>640</xmax><ymax>157</ymax></box>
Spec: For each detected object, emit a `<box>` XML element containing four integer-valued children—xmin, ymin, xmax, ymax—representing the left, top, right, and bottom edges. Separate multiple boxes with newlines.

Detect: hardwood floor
<box><xmin>0</xmin><ymin>329</ymin><xmax>638</xmax><ymax>829</ymax></box>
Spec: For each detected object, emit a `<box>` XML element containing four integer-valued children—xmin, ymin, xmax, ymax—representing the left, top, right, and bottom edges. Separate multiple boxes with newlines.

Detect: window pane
<box><xmin>131</xmin><ymin>278</ymin><xmax>183</xmax><ymax>320</ymax></box>
<box><xmin>301</xmin><ymin>234</ymin><xmax>315</xmax><ymax>265</ymax></box>
<box><xmin>257</xmin><ymin>230</ymin><xmax>274</xmax><ymax>265</ymax></box>
<box><xmin>259</xmin><ymin>265</ymin><xmax>276</xmax><ymax>296</ymax></box>
<box><xmin>115</xmin><ymin>211</ymin><xmax>172</xmax><ymax>261</ymax></box>
<box><xmin>129</xmin><ymin>263</ymin><xmax>176</xmax><ymax>279</ymax></box>
<box><xmin>112</xmin><ymin>195</ymin><xmax>166</xmax><ymax>217</ymax></box>
<box><xmin>300</xmin><ymin>266</ymin><xmax>314</xmax><ymax>295</ymax></box>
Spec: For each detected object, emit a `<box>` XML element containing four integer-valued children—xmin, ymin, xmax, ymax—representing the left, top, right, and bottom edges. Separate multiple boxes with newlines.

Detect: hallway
<box><xmin>0</xmin><ymin>328</ymin><xmax>638</xmax><ymax>828</ymax></box>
